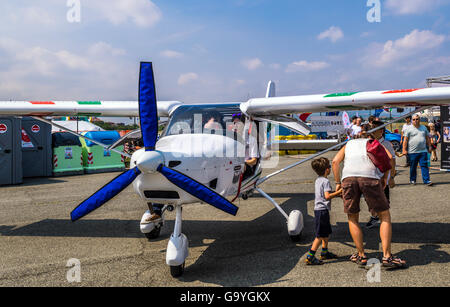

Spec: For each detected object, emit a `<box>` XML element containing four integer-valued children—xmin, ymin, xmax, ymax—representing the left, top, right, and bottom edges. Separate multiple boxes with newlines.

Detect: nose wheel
<box><xmin>170</xmin><ymin>262</ymin><xmax>185</xmax><ymax>278</ymax></box>
<box><xmin>166</xmin><ymin>205</ymin><xmax>189</xmax><ymax>278</ymax></box>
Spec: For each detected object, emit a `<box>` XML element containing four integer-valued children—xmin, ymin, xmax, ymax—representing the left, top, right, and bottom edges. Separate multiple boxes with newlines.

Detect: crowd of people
<box><xmin>306</xmin><ymin>112</ymin><xmax>442</xmax><ymax>269</ymax></box>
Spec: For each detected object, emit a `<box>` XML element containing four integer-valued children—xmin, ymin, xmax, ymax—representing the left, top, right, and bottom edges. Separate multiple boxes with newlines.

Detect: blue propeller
<box><xmin>70</xmin><ymin>62</ymin><xmax>238</xmax><ymax>222</ymax></box>
<box><xmin>139</xmin><ymin>62</ymin><xmax>158</xmax><ymax>151</ymax></box>
<box><xmin>71</xmin><ymin>168</ymin><xmax>141</xmax><ymax>222</ymax></box>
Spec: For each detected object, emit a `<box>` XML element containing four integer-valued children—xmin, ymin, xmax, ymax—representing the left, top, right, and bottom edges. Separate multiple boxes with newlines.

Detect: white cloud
<box><xmin>0</xmin><ymin>38</ymin><xmax>134</xmax><ymax>100</ymax></box>
<box><xmin>160</xmin><ymin>50</ymin><xmax>184</xmax><ymax>59</ymax></box>
<box><xmin>241</xmin><ymin>58</ymin><xmax>263</xmax><ymax>70</ymax></box>
<box><xmin>269</xmin><ymin>63</ymin><xmax>281</xmax><ymax>70</ymax></box>
<box><xmin>88</xmin><ymin>42</ymin><xmax>126</xmax><ymax>57</ymax></box>
<box><xmin>85</xmin><ymin>0</ymin><xmax>162</xmax><ymax>27</ymax></box>
<box><xmin>285</xmin><ymin>60</ymin><xmax>329</xmax><ymax>73</ymax></box>
<box><xmin>364</xmin><ymin>30</ymin><xmax>446</xmax><ymax>67</ymax></box>
<box><xmin>318</xmin><ymin>26</ymin><xmax>344</xmax><ymax>43</ymax></box>
<box><xmin>23</xmin><ymin>7</ymin><xmax>55</xmax><ymax>25</ymax></box>
<box><xmin>385</xmin><ymin>0</ymin><xmax>449</xmax><ymax>15</ymax></box>
<box><xmin>178</xmin><ymin>73</ymin><xmax>199</xmax><ymax>85</ymax></box>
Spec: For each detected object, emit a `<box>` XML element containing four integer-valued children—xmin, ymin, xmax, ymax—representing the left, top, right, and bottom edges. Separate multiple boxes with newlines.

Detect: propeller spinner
<box><xmin>70</xmin><ymin>62</ymin><xmax>238</xmax><ymax>222</ymax></box>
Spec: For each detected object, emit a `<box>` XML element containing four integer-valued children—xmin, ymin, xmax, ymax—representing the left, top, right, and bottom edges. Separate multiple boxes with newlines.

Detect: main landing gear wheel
<box><xmin>144</xmin><ymin>224</ymin><xmax>162</xmax><ymax>240</ymax></box>
<box><xmin>170</xmin><ymin>262</ymin><xmax>185</xmax><ymax>278</ymax></box>
<box><xmin>288</xmin><ymin>210</ymin><xmax>304</xmax><ymax>242</ymax></box>
<box><xmin>290</xmin><ymin>232</ymin><xmax>303</xmax><ymax>242</ymax></box>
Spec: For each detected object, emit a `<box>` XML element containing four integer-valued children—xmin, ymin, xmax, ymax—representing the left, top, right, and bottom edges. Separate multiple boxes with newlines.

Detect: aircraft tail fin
<box><xmin>265</xmin><ymin>81</ymin><xmax>276</xmax><ymax>98</ymax></box>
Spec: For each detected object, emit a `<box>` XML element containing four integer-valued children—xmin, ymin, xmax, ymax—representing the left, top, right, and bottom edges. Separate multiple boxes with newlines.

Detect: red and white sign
<box><xmin>21</xmin><ymin>129</ymin><xmax>34</xmax><ymax>148</ymax></box>
<box><xmin>31</xmin><ymin>124</ymin><xmax>40</xmax><ymax>133</ymax></box>
<box><xmin>0</xmin><ymin>124</ymin><xmax>7</xmax><ymax>134</ymax></box>
<box><xmin>87</xmin><ymin>152</ymin><xmax>94</xmax><ymax>165</ymax></box>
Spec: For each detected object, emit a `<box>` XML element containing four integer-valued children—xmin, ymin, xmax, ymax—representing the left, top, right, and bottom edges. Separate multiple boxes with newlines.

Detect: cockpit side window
<box><xmin>162</xmin><ymin>105</ymin><xmax>243</xmax><ymax>139</ymax></box>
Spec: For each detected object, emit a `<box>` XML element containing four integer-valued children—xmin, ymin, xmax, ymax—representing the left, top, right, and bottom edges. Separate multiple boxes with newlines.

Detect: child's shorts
<box><xmin>314</xmin><ymin>210</ymin><xmax>332</xmax><ymax>238</ymax></box>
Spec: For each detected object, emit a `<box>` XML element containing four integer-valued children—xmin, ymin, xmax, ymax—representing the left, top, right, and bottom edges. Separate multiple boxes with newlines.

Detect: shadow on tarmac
<box><xmin>19</xmin><ymin>177</ymin><xmax>68</xmax><ymax>187</ymax></box>
<box><xmin>1</xmin><ymin>193</ymin><xmax>449</xmax><ymax>286</ymax></box>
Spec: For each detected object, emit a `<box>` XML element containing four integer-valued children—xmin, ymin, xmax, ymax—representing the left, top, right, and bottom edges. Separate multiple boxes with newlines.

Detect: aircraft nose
<box><xmin>135</xmin><ymin>150</ymin><xmax>164</xmax><ymax>173</ymax></box>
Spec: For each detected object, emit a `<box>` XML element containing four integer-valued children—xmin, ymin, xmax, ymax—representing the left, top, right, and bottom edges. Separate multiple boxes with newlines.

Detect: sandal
<box><xmin>382</xmin><ymin>256</ymin><xmax>407</xmax><ymax>270</ymax></box>
<box><xmin>356</xmin><ymin>255</ymin><xmax>368</xmax><ymax>268</ymax></box>
<box><xmin>349</xmin><ymin>253</ymin><xmax>359</xmax><ymax>263</ymax></box>
<box><xmin>349</xmin><ymin>253</ymin><xmax>368</xmax><ymax>268</ymax></box>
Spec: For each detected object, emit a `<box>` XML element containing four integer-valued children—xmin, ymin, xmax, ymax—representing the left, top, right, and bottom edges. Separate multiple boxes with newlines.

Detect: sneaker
<box><xmin>366</xmin><ymin>216</ymin><xmax>380</xmax><ymax>229</ymax></box>
<box><xmin>410</xmin><ymin>181</ymin><xmax>416</xmax><ymax>185</ymax></box>
<box><xmin>143</xmin><ymin>213</ymin><xmax>161</xmax><ymax>224</ymax></box>
<box><xmin>320</xmin><ymin>251</ymin><xmax>338</xmax><ymax>260</ymax></box>
<box><xmin>305</xmin><ymin>256</ymin><xmax>324</xmax><ymax>265</ymax></box>
<box><xmin>426</xmin><ymin>182</ymin><xmax>433</xmax><ymax>186</ymax></box>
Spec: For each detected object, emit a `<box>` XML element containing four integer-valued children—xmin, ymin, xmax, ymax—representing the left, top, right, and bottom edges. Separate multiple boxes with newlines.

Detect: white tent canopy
<box><xmin>51</xmin><ymin>120</ymin><xmax>104</xmax><ymax>133</ymax></box>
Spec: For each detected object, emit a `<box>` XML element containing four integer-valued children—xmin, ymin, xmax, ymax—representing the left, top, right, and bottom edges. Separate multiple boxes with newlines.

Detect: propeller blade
<box><xmin>71</xmin><ymin>167</ymin><xmax>141</xmax><ymax>222</ymax></box>
<box><xmin>138</xmin><ymin>62</ymin><xmax>158</xmax><ymax>151</ymax></box>
<box><xmin>157</xmin><ymin>165</ymin><xmax>239</xmax><ymax>216</ymax></box>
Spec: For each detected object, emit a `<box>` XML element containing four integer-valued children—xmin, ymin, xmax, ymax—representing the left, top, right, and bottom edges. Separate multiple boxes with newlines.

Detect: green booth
<box><xmin>80</xmin><ymin>131</ymin><xmax>125</xmax><ymax>174</ymax></box>
<box><xmin>52</xmin><ymin>132</ymin><xmax>84</xmax><ymax>177</ymax></box>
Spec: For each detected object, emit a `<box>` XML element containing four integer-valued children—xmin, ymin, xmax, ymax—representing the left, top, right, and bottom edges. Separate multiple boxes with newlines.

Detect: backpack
<box><xmin>366</xmin><ymin>139</ymin><xmax>392</xmax><ymax>173</ymax></box>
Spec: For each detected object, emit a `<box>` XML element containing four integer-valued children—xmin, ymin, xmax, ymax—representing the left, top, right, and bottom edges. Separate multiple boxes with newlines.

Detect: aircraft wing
<box><xmin>0</xmin><ymin>100</ymin><xmax>182</xmax><ymax>117</ymax></box>
<box><xmin>240</xmin><ymin>87</ymin><xmax>450</xmax><ymax>116</ymax></box>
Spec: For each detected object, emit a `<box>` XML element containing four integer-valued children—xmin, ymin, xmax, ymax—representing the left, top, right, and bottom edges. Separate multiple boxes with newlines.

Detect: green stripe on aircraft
<box><xmin>324</xmin><ymin>92</ymin><xmax>359</xmax><ymax>98</ymax></box>
<box><xmin>77</xmin><ymin>101</ymin><xmax>102</xmax><ymax>105</ymax></box>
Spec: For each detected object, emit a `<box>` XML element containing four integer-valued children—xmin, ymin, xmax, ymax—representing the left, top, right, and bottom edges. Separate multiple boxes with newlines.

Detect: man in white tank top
<box><xmin>332</xmin><ymin>125</ymin><xmax>407</xmax><ymax>269</ymax></box>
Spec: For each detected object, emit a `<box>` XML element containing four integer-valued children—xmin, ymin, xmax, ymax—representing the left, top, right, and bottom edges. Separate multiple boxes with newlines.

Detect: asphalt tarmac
<box><xmin>0</xmin><ymin>151</ymin><xmax>449</xmax><ymax>287</ymax></box>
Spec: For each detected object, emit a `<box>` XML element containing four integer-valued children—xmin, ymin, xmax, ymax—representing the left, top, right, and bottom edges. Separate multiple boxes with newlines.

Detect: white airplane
<box><xmin>1</xmin><ymin>62</ymin><xmax>450</xmax><ymax>277</ymax></box>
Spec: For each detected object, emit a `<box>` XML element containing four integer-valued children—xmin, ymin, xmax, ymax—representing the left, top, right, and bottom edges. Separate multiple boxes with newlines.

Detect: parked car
<box><xmin>385</xmin><ymin>129</ymin><xmax>402</xmax><ymax>152</ymax></box>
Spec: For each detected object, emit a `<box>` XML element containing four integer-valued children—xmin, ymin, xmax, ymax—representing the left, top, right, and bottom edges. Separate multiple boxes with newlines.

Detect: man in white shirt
<box><xmin>351</xmin><ymin>117</ymin><xmax>363</xmax><ymax>138</ymax></box>
<box><xmin>347</xmin><ymin>116</ymin><xmax>358</xmax><ymax>137</ymax></box>
<box><xmin>243</xmin><ymin>119</ymin><xmax>259</xmax><ymax>179</ymax></box>
<box><xmin>232</xmin><ymin>114</ymin><xmax>259</xmax><ymax>179</ymax></box>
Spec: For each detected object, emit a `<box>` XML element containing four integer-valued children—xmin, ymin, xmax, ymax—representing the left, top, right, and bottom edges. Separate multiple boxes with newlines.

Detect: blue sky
<box><xmin>1</xmin><ymin>0</ymin><xmax>450</xmax><ymax>105</ymax></box>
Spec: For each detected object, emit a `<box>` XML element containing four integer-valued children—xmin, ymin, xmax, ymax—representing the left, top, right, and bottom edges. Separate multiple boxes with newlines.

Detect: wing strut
<box><xmin>255</xmin><ymin>106</ymin><xmax>430</xmax><ymax>187</ymax></box>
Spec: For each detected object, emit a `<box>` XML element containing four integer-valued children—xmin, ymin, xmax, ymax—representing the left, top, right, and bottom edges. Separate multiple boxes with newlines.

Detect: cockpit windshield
<box><xmin>162</xmin><ymin>104</ymin><xmax>244</xmax><ymax>139</ymax></box>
